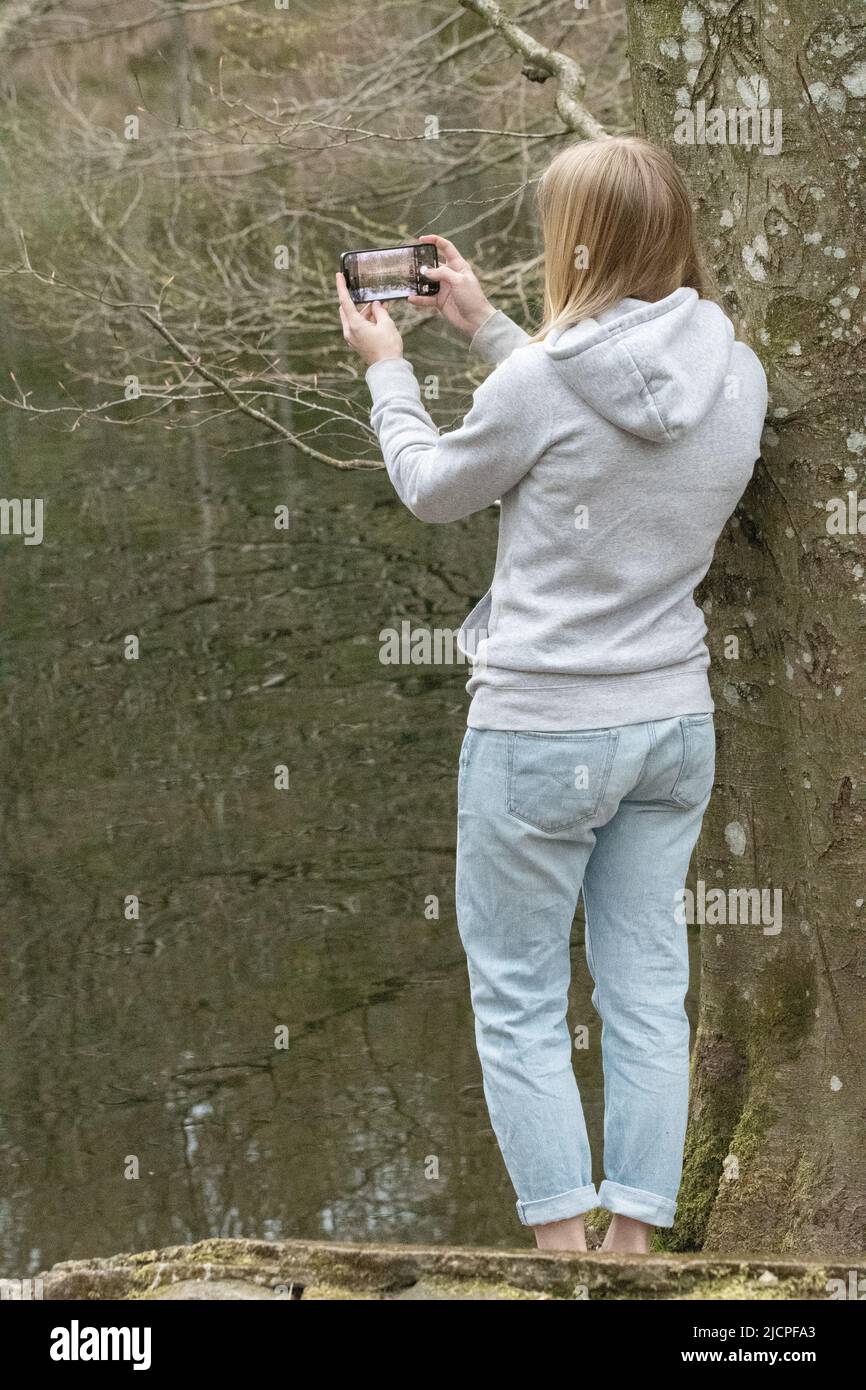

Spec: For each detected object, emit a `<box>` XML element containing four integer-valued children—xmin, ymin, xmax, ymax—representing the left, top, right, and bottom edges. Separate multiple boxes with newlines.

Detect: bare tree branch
<box><xmin>6</xmin><ymin>0</ymin><xmax>258</xmax><ymax>52</ymax></box>
<box><xmin>0</xmin><ymin>0</ymin><xmax>629</xmax><ymax>471</ymax></box>
<box><xmin>139</xmin><ymin>308</ymin><xmax>384</xmax><ymax>471</ymax></box>
<box><xmin>3</xmin><ymin>237</ymin><xmax>382</xmax><ymax>470</ymax></box>
<box><xmin>459</xmin><ymin>0</ymin><xmax>609</xmax><ymax>139</ymax></box>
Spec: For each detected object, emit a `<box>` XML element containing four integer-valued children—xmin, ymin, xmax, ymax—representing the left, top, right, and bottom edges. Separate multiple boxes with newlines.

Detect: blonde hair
<box><xmin>531</xmin><ymin>136</ymin><xmax>713</xmax><ymax>341</ymax></box>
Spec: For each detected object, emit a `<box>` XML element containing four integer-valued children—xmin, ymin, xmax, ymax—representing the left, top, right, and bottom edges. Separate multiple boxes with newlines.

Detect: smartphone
<box><xmin>340</xmin><ymin>243</ymin><xmax>439</xmax><ymax>304</ymax></box>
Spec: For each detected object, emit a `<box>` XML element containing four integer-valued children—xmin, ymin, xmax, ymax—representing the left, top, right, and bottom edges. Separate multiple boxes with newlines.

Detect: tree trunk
<box><xmin>172</xmin><ymin>9</ymin><xmax>192</xmax><ymax>128</ymax></box>
<box><xmin>625</xmin><ymin>0</ymin><xmax>866</xmax><ymax>1254</ymax></box>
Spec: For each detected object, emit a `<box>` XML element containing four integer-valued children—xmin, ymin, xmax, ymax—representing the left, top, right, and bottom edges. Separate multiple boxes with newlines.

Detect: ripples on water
<box><xmin>0</xmin><ymin>382</ymin><xmax>697</xmax><ymax>1275</ymax></box>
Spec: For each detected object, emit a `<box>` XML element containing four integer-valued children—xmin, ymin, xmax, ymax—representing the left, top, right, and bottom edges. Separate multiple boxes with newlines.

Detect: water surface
<box><xmin>0</xmin><ymin>351</ymin><xmax>697</xmax><ymax>1275</ymax></box>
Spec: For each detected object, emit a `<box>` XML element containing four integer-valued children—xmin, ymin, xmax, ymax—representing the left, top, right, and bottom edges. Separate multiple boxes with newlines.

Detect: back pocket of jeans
<box><xmin>506</xmin><ymin>730</ymin><xmax>618</xmax><ymax>833</ymax></box>
<box><xmin>670</xmin><ymin>715</ymin><xmax>716</xmax><ymax>808</ymax></box>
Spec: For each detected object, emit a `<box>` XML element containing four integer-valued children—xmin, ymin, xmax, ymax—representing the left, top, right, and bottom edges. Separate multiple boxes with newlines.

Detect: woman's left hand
<box><xmin>336</xmin><ymin>273</ymin><xmax>404</xmax><ymax>366</ymax></box>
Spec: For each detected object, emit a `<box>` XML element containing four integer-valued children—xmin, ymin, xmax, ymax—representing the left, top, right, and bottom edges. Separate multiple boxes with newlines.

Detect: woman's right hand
<box><xmin>408</xmin><ymin>234</ymin><xmax>496</xmax><ymax>339</ymax></box>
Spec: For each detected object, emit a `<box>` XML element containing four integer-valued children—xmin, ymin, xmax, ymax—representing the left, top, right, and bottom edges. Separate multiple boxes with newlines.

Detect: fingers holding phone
<box><xmin>407</xmin><ymin>234</ymin><xmax>496</xmax><ymax>339</ymax></box>
<box><xmin>416</xmin><ymin>233</ymin><xmax>471</xmax><ymax>273</ymax></box>
<box><xmin>336</xmin><ymin>236</ymin><xmax>496</xmax><ymax>354</ymax></box>
<box><xmin>336</xmin><ymin>273</ymin><xmax>404</xmax><ymax>367</ymax></box>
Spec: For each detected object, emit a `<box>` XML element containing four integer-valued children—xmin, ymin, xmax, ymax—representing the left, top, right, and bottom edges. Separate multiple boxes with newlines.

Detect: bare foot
<box><xmin>601</xmin><ymin>1214</ymin><xmax>652</xmax><ymax>1254</ymax></box>
<box><xmin>534</xmin><ymin>1214</ymin><xmax>587</xmax><ymax>1251</ymax></box>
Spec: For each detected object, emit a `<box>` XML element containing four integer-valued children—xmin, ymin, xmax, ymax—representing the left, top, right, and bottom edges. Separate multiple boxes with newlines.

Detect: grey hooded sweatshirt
<box><xmin>365</xmin><ymin>287</ymin><xmax>767</xmax><ymax>730</ymax></box>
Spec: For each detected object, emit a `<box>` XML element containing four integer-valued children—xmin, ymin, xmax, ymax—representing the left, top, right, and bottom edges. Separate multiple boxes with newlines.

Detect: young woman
<box><xmin>336</xmin><ymin>136</ymin><xmax>767</xmax><ymax>1254</ymax></box>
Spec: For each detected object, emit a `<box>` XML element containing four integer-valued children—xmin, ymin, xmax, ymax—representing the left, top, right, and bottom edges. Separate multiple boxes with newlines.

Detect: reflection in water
<box><xmin>0</xmin><ymin>360</ymin><xmax>698</xmax><ymax>1275</ymax></box>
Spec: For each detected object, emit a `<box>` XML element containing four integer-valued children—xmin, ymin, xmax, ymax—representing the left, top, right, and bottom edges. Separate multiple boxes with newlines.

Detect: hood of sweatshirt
<box><xmin>543</xmin><ymin>286</ymin><xmax>735</xmax><ymax>444</ymax></box>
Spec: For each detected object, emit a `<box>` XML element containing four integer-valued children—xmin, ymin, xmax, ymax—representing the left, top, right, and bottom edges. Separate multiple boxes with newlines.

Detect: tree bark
<box><xmin>626</xmin><ymin>0</ymin><xmax>866</xmax><ymax>1254</ymax></box>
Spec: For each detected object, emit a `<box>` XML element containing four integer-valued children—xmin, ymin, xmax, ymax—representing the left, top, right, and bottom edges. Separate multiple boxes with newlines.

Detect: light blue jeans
<box><xmin>455</xmin><ymin>715</ymin><xmax>715</xmax><ymax>1229</ymax></box>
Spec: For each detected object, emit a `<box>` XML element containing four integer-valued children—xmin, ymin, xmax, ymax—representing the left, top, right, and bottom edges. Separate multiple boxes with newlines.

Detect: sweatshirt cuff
<box><xmin>365</xmin><ymin>356</ymin><xmax>419</xmax><ymax>403</ymax></box>
<box><xmin>469</xmin><ymin>309</ymin><xmax>530</xmax><ymax>365</ymax></box>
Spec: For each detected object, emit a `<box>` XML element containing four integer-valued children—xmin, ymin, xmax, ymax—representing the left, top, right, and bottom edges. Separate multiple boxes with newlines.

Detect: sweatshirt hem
<box><xmin>466</xmin><ymin>667</ymin><xmax>713</xmax><ymax>731</ymax></box>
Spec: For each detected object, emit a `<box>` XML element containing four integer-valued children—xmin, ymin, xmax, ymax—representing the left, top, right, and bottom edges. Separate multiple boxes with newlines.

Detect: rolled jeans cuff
<box><xmin>598</xmin><ymin>1179</ymin><xmax>677</xmax><ymax>1228</ymax></box>
<box><xmin>516</xmin><ymin>1182</ymin><xmax>599</xmax><ymax>1227</ymax></box>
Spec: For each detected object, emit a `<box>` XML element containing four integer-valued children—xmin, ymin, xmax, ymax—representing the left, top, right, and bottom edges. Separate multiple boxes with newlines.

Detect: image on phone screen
<box><xmin>341</xmin><ymin>243</ymin><xmax>439</xmax><ymax>304</ymax></box>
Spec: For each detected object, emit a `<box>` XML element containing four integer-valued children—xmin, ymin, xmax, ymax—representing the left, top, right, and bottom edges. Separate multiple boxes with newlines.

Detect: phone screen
<box><xmin>342</xmin><ymin>244</ymin><xmax>438</xmax><ymax>303</ymax></box>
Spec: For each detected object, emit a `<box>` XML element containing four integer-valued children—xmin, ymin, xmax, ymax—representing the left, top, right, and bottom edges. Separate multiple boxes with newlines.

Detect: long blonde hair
<box><xmin>531</xmin><ymin>136</ymin><xmax>713</xmax><ymax>341</ymax></box>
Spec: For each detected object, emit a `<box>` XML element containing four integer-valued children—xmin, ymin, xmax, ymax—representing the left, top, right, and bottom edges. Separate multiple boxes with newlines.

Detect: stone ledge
<box><xmin>28</xmin><ymin>1237</ymin><xmax>866</xmax><ymax>1301</ymax></box>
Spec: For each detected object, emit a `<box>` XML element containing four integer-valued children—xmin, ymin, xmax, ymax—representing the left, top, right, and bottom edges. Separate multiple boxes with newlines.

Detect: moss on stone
<box><xmin>38</xmin><ymin>1237</ymin><xmax>866</xmax><ymax>1302</ymax></box>
<box><xmin>393</xmin><ymin>1275</ymin><xmax>545</xmax><ymax>1301</ymax></box>
<box><xmin>298</xmin><ymin>1283</ymin><xmax>381</xmax><ymax>1301</ymax></box>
